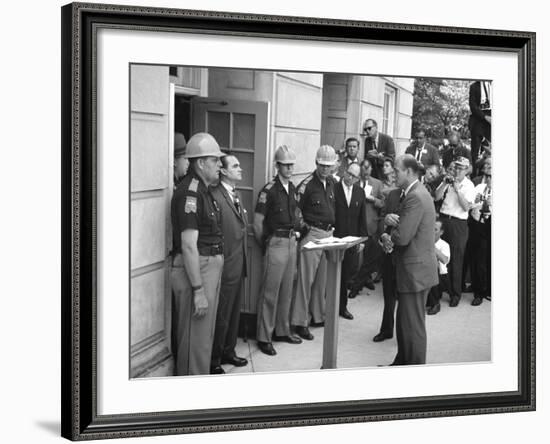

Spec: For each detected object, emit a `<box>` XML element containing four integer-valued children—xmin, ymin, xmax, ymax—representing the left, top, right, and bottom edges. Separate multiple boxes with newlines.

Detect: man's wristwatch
<box><xmin>191</xmin><ymin>285</ymin><xmax>203</xmax><ymax>293</ymax></box>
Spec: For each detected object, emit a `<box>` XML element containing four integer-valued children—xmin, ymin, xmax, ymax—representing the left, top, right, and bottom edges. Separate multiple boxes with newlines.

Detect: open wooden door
<box><xmin>130</xmin><ymin>65</ymin><xmax>173</xmax><ymax>377</ymax></box>
<box><xmin>192</xmin><ymin>98</ymin><xmax>270</xmax><ymax>319</ymax></box>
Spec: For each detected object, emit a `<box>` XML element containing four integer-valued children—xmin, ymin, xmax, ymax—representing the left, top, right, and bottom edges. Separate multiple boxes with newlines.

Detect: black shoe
<box><xmin>339</xmin><ymin>309</ymin><xmax>354</xmax><ymax>320</ymax></box>
<box><xmin>221</xmin><ymin>355</ymin><xmax>248</xmax><ymax>367</ymax></box>
<box><xmin>348</xmin><ymin>289</ymin><xmax>359</xmax><ymax>299</ymax></box>
<box><xmin>365</xmin><ymin>280</ymin><xmax>375</xmax><ymax>290</ymax></box>
<box><xmin>427</xmin><ymin>303</ymin><xmax>441</xmax><ymax>315</ymax></box>
<box><xmin>471</xmin><ymin>297</ymin><xmax>483</xmax><ymax>306</ymax></box>
<box><xmin>449</xmin><ymin>297</ymin><xmax>460</xmax><ymax>307</ymax></box>
<box><xmin>295</xmin><ymin>326</ymin><xmax>314</xmax><ymax>340</ymax></box>
<box><xmin>310</xmin><ymin>321</ymin><xmax>325</xmax><ymax>327</ymax></box>
<box><xmin>373</xmin><ymin>332</ymin><xmax>393</xmax><ymax>342</ymax></box>
<box><xmin>210</xmin><ymin>366</ymin><xmax>225</xmax><ymax>374</ymax></box>
<box><xmin>484</xmin><ymin>295</ymin><xmax>492</xmax><ymax>301</ymax></box>
<box><xmin>273</xmin><ymin>334</ymin><xmax>302</xmax><ymax>344</ymax></box>
<box><xmin>462</xmin><ymin>283</ymin><xmax>473</xmax><ymax>293</ymax></box>
<box><xmin>257</xmin><ymin>341</ymin><xmax>277</xmax><ymax>356</ymax></box>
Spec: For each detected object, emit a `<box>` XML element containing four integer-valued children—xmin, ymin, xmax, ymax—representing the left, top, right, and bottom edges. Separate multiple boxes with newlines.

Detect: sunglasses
<box><xmin>364</xmin><ymin>126</ymin><xmax>374</xmax><ymax>131</ymax></box>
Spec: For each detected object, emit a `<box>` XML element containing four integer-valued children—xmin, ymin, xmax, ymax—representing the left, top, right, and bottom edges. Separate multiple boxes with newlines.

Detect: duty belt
<box><xmin>273</xmin><ymin>228</ymin><xmax>296</xmax><ymax>238</ymax></box>
<box><xmin>198</xmin><ymin>244</ymin><xmax>223</xmax><ymax>256</ymax></box>
<box><xmin>306</xmin><ymin>220</ymin><xmax>333</xmax><ymax>231</ymax></box>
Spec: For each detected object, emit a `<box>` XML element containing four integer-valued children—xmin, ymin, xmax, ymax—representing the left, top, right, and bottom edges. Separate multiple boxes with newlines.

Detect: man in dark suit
<box><xmin>469</xmin><ymin>80</ymin><xmax>492</xmax><ymax>175</ymax></box>
<box><xmin>337</xmin><ymin>137</ymin><xmax>361</xmax><ymax>178</ymax></box>
<box><xmin>381</xmin><ymin>154</ymin><xmax>438</xmax><ymax>365</ymax></box>
<box><xmin>405</xmin><ymin>130</ymin><xmax>440</xmax><ymax>167</ymax></box>
<box><xmin>348</xmin><ymin>158</ymin><xmax>385</xmax><ymax>297</ymax></box>
<box><xmin>210</xmin><ymin>154</ymin><xmax>249</xmax><ymax>374</ymax></box>
<box><xmin>372</xmin><ymin>186</ymin><xmax>401</xmax><ymax>342</ymax></box>
<box><xmin>363</xmin><ymin>118</ymin><xmax>395</xmax><ymax>180</ymax></box>
<box><xmin>334</xmin><ymin>163</ymin><xmax>368</xmax><ymax>320</ymax></box>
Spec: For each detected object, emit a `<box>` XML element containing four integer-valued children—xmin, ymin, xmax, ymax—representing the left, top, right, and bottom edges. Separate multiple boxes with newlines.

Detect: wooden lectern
<box><xmin>302</xmin><ymin>236</ymin><xmax>368</xmax><ymax>369</ymax></box>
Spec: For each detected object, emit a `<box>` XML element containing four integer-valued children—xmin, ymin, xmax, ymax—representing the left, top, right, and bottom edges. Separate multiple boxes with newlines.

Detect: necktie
<box><xmin>232</xmin><ymin>187</ymin><xmax>241</xmax><ymax>214</ymax></box>
<box><xmin>416</xmin><ymin>148</ymin><xmax>422</xmax><ymax>161</ymax></box>
<box><xmin>399</xmin><ymin>190</ymin><xmax>405</xmax><ymax>203</ymax></box>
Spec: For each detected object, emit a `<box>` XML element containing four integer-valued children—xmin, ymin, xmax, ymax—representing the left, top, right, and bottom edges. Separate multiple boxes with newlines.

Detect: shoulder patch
<box><xmin>184</xmin><ymin>196</ymin><xmax>197</xmax><ymax>213</ymax></box>
<box><xmin>265</xmin><ymin>180</ymin><xmax>275</xmax><ymax>190</ymax></box>
<box><xmin>188</xmin><ymin>178</ymin><xmax>199</xmax><ymax>192</ymax></box>
<box><xmin>258</xmin><ymin>192</ymin><xmax>267</xmax><ymax>204</ymax></box>
<box><xmin>298</xmin><ymin>174</ymin><xmax>313</xmax><ymax>195</ymax></box>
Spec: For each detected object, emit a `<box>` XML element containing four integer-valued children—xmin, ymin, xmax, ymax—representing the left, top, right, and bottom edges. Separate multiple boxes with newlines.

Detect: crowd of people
<box><xmin>169</xmin><ymin>80</ymin><xmax>492</xmax><ymax>375</ymax></box>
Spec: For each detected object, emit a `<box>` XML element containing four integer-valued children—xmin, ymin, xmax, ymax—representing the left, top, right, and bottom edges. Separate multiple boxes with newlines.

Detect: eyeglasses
<box><xmin>364</xmin><ymin>126</ymin><xmax>374</xmax><ymax>131</ymax></box>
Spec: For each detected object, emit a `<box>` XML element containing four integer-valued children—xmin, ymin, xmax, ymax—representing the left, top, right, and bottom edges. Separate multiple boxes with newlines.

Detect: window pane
<box><xmin>207</xmin><ymin>111</ymin><xmax>230</xmax><ymax>149</ymax></box>
<box><xmin>233</xmin><ymin>113</ymin><xmax>255</xmax><ymax>150</ymax></box>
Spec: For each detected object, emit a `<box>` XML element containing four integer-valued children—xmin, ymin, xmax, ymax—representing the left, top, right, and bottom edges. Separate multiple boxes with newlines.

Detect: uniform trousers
<box><xmin>291</xmin><ymin>226</ymin><xmax>330</xmax><ymax>326</ymax></box>
<box><xmin>441</xmin><ymin>217</ymin><xmax>468</xmax><ymax>301</ymax></box>
<box><xmin>211</xmin><ymin>257</ymin><xmax>245</xmax><ymax>368</ymax></box>
<box><xmin>256</xmin><ymin>236</ymin><xmax>297</xmax><ymax>342</ymax></box>
<box><xmin>171</xmin><ymin>253</ymin><xmax>223</xmax><ymax>375</ymax></box>
<box><xmin>392</xmin><ymin>289</ymin><xmax>429</xmax><ymax>365</ymax></box>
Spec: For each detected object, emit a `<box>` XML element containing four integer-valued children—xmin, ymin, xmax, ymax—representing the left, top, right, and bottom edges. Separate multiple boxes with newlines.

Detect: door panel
<box><xmin>192</xmin><ymin>98</ymin><xmax>269</xmax><ymax>314</ymax></box>
<box><xmin>130</xmin><ymin>65</ymin><xmax>173</xmax><ymax>377</ymax></box>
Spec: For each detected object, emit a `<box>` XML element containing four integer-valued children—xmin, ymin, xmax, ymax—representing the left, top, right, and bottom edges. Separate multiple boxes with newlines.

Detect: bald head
<box><xmin>343</xmin><ymin>163</ymin><xmax>361</xmax><ymax>187</ymax></box>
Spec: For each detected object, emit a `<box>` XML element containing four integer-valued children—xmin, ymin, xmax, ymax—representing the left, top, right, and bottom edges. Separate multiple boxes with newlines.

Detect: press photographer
<box><xmin>434</xmin><ymin>156</ymin><xmax>476</xmax><ymax>307</ymax></box>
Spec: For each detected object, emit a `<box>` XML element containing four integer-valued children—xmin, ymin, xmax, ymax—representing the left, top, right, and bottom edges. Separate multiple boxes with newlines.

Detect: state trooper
<box><xmin>253</xmin><ymin>146</ymin><xmax>303</xmax><ymax>356</ymax></box>
<box><xmin>291</xmin><ymin>145</ymin><xmax>337</xmax><ymax>341</ymax></box>
<box><xmin>170</xmin><ymin>132</ymin><xmax>225</xmax><ymax>376</ymax></box>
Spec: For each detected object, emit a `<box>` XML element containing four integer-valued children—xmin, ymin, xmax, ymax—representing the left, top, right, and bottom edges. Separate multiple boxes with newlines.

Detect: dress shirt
<box><xmin>440</xmin><ymin>177</ymin><xmax>475</xmax><ymax>220</ymax></box>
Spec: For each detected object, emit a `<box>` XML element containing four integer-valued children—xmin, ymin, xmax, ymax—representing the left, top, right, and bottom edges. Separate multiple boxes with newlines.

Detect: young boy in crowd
<box><xmin>426</xmin><ymin>218</ymin><xmax>451</xmax><ymax>315</ymax></box>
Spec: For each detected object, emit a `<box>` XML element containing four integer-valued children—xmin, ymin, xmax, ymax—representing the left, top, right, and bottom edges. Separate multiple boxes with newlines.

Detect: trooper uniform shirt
<box><xmin>297</xmin><ymin>173</ymin><xmax>336</xmax><ymax>227</ymax></box>
<box><xmin>171</xmin><ymin>169</ymin><xmax>223</xmax><ymax>253</ymax></box>
<box><xmin>255</xmin><ymin>175</ymin><xmax>299</xmax><ymax>234</ymax></box>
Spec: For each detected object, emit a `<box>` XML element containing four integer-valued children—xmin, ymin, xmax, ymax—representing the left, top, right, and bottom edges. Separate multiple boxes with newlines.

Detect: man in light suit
<box><xmin>381</xmin><ymin>154</ymin><xmax>438</xmax><ymax>365</ymax></box>
<box><xmin>334</xmin><ymin>163</ymin><xmax>368</xmax><ymax>320</ymax></box>
<box><xmin>363</xmin><ymin>118</ymin><xmax>395</xmax><ymax>180</ymax></box>
<box><xmin>405</xmin><ymin>130</ymin><xmax>440</xmax><ymax>168</ymax></box>
<box><xmin>210</xmin><ymin>154</ymin><xmax>249</xmax><ymax>374</ymax></box>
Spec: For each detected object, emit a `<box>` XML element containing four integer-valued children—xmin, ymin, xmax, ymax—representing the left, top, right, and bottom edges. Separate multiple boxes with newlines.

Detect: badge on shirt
<box><xmin>184</xmin><ymin>196</ymin><xmax>197</xmax><ymax>213</ymax></box>
<box><xmin>258</xmin><ymin>192</ymin><xmax>267</xmax><ymax>204</ymax></box>
<box><xmin>188</xmin><ymin>178</ymin><xmax>199</xmax><ymax>192</ymax></box>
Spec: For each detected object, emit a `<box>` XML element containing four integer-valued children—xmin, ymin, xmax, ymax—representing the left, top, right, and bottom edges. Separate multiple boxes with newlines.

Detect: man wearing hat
<box><xmin>170</xmin><ymin>132</ymin><xmax>225</xmax><ymax>375</ymax></box>
<box><xmin>435</xmin><ymin>156</ymin><xmax>476</xmax><ymax>307</ymax></box>
<box><xmin>291</xmin><ymin>145</ymin><xmax>337</xmax><ymax>341</ymax></box>
<box><xmin>173</xmin><ymin>132</ymin><xmax>189</xmax><ymax>187</ymax></box>
<box><xmin>254</xmin><ymin>146</ymin><xmax>303</xmax><ymax>356</ymax></box>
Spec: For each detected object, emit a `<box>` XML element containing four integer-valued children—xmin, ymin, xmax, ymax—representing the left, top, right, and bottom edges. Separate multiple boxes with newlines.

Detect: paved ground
<box><xmin>224</xmin><ymin>284</ymin><xmax>491</xmax><ymax>374</ymax></box>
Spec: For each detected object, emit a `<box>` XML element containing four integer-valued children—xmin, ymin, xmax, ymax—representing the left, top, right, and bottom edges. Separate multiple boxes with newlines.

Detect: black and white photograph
<box><xmin>130</xmin><ymin>66</ymin><xmax>493</xmax><ymax>378</ymax></box>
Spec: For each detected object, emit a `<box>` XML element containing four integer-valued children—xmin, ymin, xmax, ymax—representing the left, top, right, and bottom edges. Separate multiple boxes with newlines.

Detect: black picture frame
<box><xmin>61</xmin><ymin>2</ymin><xmax>536</xmax><ymax>440</ymax></box>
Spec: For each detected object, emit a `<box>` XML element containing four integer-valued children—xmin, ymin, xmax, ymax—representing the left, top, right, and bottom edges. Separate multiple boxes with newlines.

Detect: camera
<box><xmin>444</xmin><ymin>175</ymin><xmax>455</xmax><ymax>184</ymax></box>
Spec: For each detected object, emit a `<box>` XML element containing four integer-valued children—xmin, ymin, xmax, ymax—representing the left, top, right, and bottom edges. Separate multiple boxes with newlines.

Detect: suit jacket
<box><xmin>365</xmin><ymin>132</ymin><xmax>395</xmax><ymax>179</ymax></box>
<box><xmin>211</xmin><ymin>183</ymin><xmax>248</xmax><ymax>279</ymax></box>
<box><xmin>405</xmin><ymin>143</ymin><xmax>440</xmax><ymax>167</ymax></box>
<box><xmin>334</xmin><ymin>181</ymin><xmax>368</xmax><ymax>238</ymax></box>
<box><xmin>469</xmin><ymin>81</ymin><xmax>491</xmax><ymax>124</ymax></box>
<box><xmin>359</xmin><ymin>176</ymin><xmax>384</xmax><ymax>236</ymax></box>
<box><xmin>380</xmin><ymin>187</ymin><xmax>402</xmax><ymax>234</ymax></box>
<box><xmin>390</xmin><ymin>182</ymin><xmax>438</xmax><ymax>293</ymax></box>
